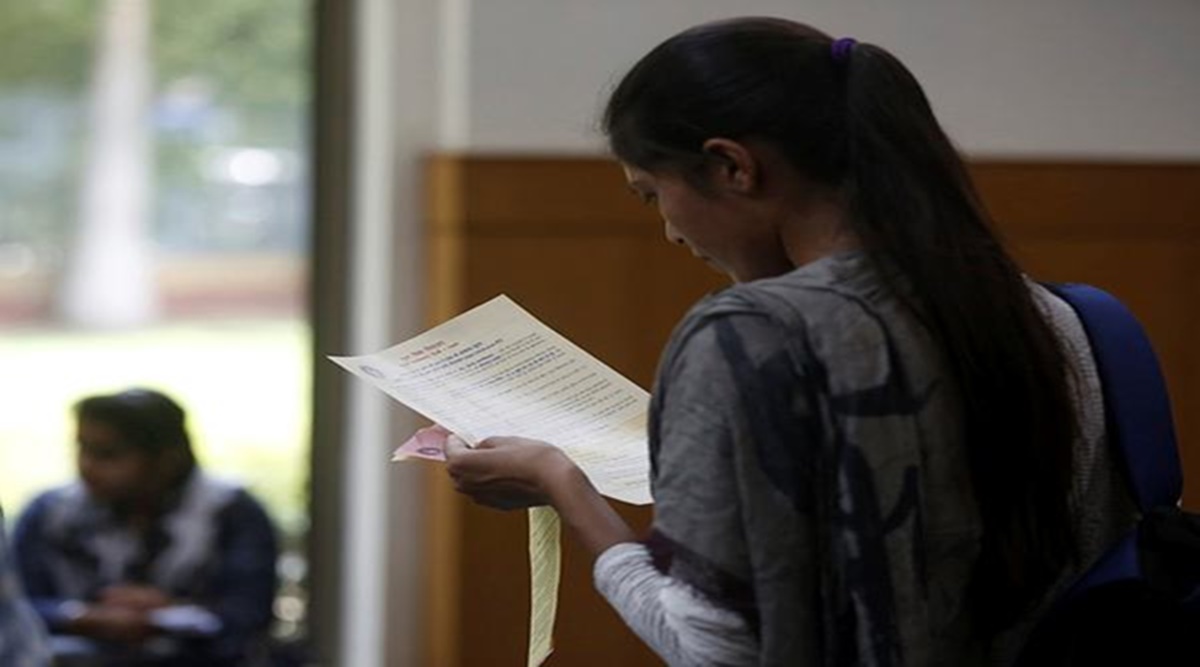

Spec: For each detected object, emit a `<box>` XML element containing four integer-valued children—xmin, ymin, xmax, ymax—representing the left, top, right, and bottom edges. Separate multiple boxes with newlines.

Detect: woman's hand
<box><xmin>444</xmin><ymin>434</ymin><xmax>578</xmax><ymax>510</ymax></box>
<box><xmin>445</xmin><ymin>432</ymin><xmax>638</xmax><ymax>557</ymax></box>
<box><xmin>99</xmin><ymin>584</ymin><xmax>172</xmax><ymax>611</ymax></box>
<box><xmin>71</xmin><ymin>604</ymin><xmax>156</xmax><ymax>644</ymax></box>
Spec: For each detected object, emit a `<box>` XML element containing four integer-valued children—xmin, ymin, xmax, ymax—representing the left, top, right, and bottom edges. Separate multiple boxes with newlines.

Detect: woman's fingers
<box><xmin>444</xmin><ymin>435</ymin><xmax>474</xmax><ymax>491</ymax></box>
<box><xmin>441</xmin><ymin>435</ymin><xmax>569</xmax><ymax>510</ymax></box>
<box><xmin>445</xmin><ymin>433</ymin><xmax>471</xmax><ymax>458</ymax></box>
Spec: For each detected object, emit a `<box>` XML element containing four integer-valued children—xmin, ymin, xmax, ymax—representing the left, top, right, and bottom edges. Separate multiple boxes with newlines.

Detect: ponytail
<box><xmin>840</xmin><ymin>42</ymin><xmax>1077</xmax><ymax>628</ymax></box>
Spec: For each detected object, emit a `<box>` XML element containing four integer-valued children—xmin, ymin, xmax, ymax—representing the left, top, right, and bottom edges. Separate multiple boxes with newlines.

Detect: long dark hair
<box><xmin>76</xmin><ymin>388</ymin><xmax>197</xmax><ymax>478</ymax></box>
<box><xmin>604</xmin><ymin>17</ymin><xmax>1077</xmax><ymax>630</ymax></box>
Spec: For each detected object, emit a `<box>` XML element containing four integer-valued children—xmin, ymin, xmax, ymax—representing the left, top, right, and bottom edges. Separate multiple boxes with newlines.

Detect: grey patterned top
<box><xmin>595</xmin><ymin>251</ymin><xmax>1137</xmax><ymax>666</ymax></box>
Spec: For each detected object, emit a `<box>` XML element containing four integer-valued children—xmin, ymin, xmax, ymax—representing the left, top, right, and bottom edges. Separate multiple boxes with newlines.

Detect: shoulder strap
<box><xmin>1045</xmin><ymin>283</ymin><xmax>1182</xmax><ymax>511</ymax></box>
<box><xmin>1018</xmin><ymin>283</ymin><xmax>1190</xmax><ymax>666</ymax></box>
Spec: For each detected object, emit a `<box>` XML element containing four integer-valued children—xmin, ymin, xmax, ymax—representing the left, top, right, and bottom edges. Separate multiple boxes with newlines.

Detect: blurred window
<box><xmin>0</xmin><ymin>0</ymin><xmax>312</xmax><ymax>644</ymax></box>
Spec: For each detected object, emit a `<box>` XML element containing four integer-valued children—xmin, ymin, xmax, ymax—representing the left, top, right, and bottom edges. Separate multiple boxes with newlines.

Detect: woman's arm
<box><xmin>444</xmin><ymin>434</ymin><xmax>759</xmax><ymax>666</ymax></box>
<box><xmin>206</xmin><ymin>490</ymin><xmax>279</xmax><ymax>646</ymax></box>
<box><xmin>595</xmin><ymin>542</ymin><xmax>758</xmax><ymax>666</ymax></box>
<box><xmin>11</xmin><ymin>494</ymin><xmax>78</xmax><ymax>631</ymax></box>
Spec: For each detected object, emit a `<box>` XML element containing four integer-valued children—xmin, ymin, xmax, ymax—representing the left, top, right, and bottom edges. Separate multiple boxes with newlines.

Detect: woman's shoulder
<box><xmin>11</xmin><ymin>483</ymin><xmax>91</xmax><ymax>541</ymax></box>
<box><xmin>679</xmin><ymin>251</ymin><xmax>897</xmax><ymax>344</ymax></box>
<box><xmin>18</xmin><ymin>483</ymin><xmax>86</xmax><ymax>517</ymax></box>
<box><xmin>186</xmin><ymin>472</ymin><xmax>274</xmax><ymax>520</ymax></box>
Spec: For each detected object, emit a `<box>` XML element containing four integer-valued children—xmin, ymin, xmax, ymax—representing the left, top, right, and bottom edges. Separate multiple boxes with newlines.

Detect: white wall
<box><xmin>452</xmin><ymin>0</ymin><xmax>1200</xmax><ymax>159</ymax></box>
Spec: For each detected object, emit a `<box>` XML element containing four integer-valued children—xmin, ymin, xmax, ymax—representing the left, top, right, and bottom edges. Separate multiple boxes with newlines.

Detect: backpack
<box><xmin>1015</xmin><ymin>283</ymin><xmax>1200</xmax><ymax>665</ymax></box>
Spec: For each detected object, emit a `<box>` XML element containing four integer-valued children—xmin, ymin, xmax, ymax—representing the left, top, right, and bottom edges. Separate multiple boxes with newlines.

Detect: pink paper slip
<box><xmin>392</xmin><ymin>424</ymin><xmax>451</xmax><ymax>462</ymax></box>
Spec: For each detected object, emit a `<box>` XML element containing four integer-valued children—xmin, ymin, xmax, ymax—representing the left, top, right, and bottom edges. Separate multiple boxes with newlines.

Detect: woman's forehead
<box><xmin>76</xmin><ymin>418</ymin><xmax>131</xmax><ymax>448</ymax></box>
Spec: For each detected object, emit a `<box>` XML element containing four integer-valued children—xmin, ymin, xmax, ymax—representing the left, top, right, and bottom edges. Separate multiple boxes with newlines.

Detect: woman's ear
<box><xmin>702</xmin><ymin>138</ymin><xmax>760</xmax><ymax>195</ymax></box>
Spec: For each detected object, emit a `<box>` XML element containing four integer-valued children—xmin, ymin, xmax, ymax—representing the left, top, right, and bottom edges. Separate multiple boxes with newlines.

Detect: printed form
<box><xmin>330</xmin><ymin>295</ymin><xmax>652</xmax><ymax>666</ymax></box>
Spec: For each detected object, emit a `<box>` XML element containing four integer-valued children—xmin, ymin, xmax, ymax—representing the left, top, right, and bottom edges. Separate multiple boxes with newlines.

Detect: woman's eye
<box><xmin>640</xmin><ymin>192</ymin><xmax>658</xmax><ymax>206</ymax></box>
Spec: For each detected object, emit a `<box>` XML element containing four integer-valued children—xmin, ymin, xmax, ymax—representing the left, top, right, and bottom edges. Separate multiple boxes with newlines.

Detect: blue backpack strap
<box><xmin>1046</xmin><ymin>283</ymin><xmax>1183</xmax><ymax>512</ymax></box>
<box><xmin>1017</xmin><ymin>284</ymin><xmax>1192</xmax><ymax>666</ymax></box>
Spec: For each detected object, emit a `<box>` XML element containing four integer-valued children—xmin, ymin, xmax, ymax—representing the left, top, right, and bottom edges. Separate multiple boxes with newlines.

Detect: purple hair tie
<box><xmin>831</xmin><ymin>37</ymin><xmax>857</xmax><ymax>63</ymax></box>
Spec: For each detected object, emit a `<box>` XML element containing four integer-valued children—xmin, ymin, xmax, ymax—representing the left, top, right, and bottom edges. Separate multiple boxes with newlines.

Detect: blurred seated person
<box><xmin>11</xmin><ymin>389</ymin><xmax>279</xmax><ymax>666</ymax></box>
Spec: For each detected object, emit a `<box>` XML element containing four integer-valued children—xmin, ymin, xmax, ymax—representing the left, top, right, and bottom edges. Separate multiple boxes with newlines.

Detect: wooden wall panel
<box><xmin>422</xmin><ymin>156</ymin><xmax>717</xmax><ymax>667</ymax></box>
<box><xmin>421</xmin><ymin>156</ymin><xmax>1200</xmax><ymax>667</ymax></box>
<box><xmin>970</xmin><ymin>162</ymin><xmax>1200</xmax><ymax>513</ymax></box>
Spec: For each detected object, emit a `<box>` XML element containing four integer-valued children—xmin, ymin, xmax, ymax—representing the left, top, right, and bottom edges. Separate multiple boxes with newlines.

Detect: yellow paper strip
<box><xmin>527</xmin><ymin>506</ymin><xmax>561</xmax><ymax>667</ymax></box>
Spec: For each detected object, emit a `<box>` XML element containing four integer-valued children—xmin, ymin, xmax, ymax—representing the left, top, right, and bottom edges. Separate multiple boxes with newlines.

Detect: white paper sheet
<box><xmin>329</xmin><ymin>294</ymin><xmax>652</xmax><ymax>505</ymax></box>
<box><xmin>329</xmin><ymin>294</ymin><xmax>653</xmax><ymax>667</ymax></box>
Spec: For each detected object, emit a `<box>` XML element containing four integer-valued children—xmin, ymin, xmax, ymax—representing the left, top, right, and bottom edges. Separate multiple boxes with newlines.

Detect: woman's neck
<box><xmin>778</xmin><ymin>189</ymin><xmax>858</xmax><ymax>268</ymax></box>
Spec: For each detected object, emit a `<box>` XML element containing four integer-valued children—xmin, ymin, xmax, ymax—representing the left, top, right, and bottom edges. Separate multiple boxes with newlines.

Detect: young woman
<box><xmin>445</xmin><ymin>17</ymin><xmax>1136</xmax><ymax>665</ymax></box>
<box><xmin>13</xmin><ymin>389</ymin><xmax>278</xmax><ymax>667</ymax></box>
